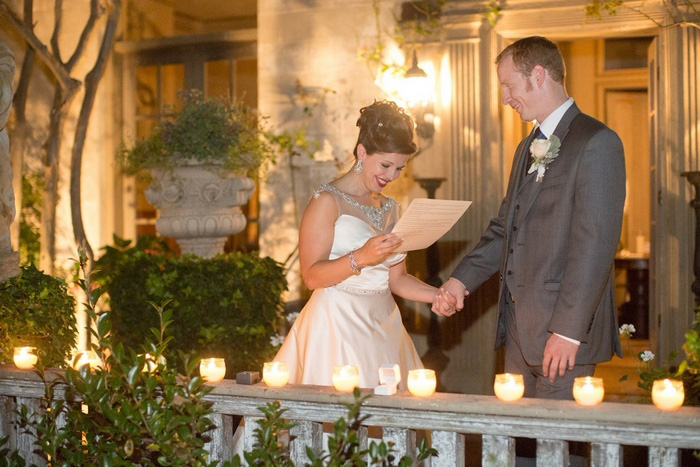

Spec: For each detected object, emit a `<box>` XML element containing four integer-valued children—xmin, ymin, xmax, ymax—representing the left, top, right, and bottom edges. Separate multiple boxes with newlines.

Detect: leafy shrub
<box><xmin>233</xmin><ymin>389</ymin><xmax>438</xmax><ymax>466</ymax></box>
<box><xmin>623</xmin><ymin>312</ymin><xmax>700</xmax><ymax>406</ymax></box>
<box><xmin>19</xmin><ymin>172</ymin><xmax>43</xmax><ymax>266</ymax></box>
<box><xmin>16</xmin><ymin>250</ymin><xmax>218</xmax><ymax>465</ymax></box>
<box><xmin>94</xmin><ymin>236</ymin><xmax>287</xmax><ymax>377</ymax></box>
<box><xmin>117</xmin><ymin>89</ymin><xmax>276</xmax><ymax>177</ymax></box>
<box><xmin>0</xmin><ymin>264</ymin><xmax>77</xmax><ymax>368</ymax></box>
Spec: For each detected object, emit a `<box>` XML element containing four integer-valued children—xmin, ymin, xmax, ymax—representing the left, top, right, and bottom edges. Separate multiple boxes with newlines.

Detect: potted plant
<box><xmin>118</xmin><ymin>89</ymin><xmax>275</xmax><ymax>258</ymax></box>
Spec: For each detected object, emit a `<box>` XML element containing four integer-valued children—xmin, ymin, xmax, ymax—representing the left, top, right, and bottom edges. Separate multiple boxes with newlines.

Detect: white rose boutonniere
<box><xmin>528</xmin><ymin>134</ymin><xmax>561</xmax><ymax>182</ymax></box>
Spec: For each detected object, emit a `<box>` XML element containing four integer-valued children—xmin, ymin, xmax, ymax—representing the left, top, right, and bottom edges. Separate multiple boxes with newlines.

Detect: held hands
<box><xmin>542</xmin><ymin>334</ymin><xmax>579</xmax><ymax>382</ymax></box>
<box><xmin>431</xmin><ymin>278</ymin><xmax>469</xmax><ymax>317</ymax></box>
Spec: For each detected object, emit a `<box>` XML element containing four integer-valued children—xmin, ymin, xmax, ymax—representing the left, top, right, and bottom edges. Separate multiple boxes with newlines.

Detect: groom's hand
<box><xmin>432</xmin><ymin>278</ymin><xmax>468</xmax><ymax>316</ymax></box>
<box><xmin>542</xmin><ymin>334</ymin><xmax>579</xmax><ymax>382</ymax></box>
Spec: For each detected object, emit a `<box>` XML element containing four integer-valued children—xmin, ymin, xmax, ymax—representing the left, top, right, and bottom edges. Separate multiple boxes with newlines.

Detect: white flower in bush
<box><xmin>619</xmin><ymin>323</ymin><xmax>636</xmax><ymax>337</ymax></box>
<box><xmin>270</xmin><ymin>334</ymin><xmax>285</xmax><ymax>347</ymax></box>
<box><xmin>286</xmin><ymin>311</ymin><xmax>300</xmax><ymax>323</ymax></box>
<box><xmin>640</xmin><ymin>350</ymin><xmax>655</xmax><ymax>362</ymax></box>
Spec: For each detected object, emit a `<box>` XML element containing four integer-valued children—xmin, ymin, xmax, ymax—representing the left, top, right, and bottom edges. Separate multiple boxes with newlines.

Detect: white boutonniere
<box><xmin>528</xmin><ymin>134</ymin><xmax>561</xmax><ymax>182</ymax></box>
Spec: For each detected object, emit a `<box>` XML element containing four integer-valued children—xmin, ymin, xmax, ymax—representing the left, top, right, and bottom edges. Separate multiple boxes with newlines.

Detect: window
<box><xmin>604</xmin><ymin>37</ymin><xmax>654</xmax><ymax>70</ymax></box>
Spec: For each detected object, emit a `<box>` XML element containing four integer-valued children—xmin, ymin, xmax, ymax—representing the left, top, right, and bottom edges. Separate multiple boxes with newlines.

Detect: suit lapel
<box><xmin>504</xmin><ymin>129</ymin><xmax>538</xmax><ymax>227</ymax></box>
<box><xmin>515</xmin><ymin>129</ymin><xmax>538</xmax><ymax>193</ymax></box>
<box><xmin>513</xmin><ymin>103</ymin><xmax>582</xmax><ymax>223</ymax></box>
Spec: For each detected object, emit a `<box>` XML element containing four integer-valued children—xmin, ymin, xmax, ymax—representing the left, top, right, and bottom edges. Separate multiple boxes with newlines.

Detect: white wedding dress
<box><xmin>274</xmin><ymin>184</ymin><xmax>423</xmax><ymax>389</ymax></box>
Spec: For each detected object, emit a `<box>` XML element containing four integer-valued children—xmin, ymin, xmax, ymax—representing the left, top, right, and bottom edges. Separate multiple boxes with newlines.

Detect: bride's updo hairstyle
<box><xmin>353</xmin><ymin>100</ymin><xmax>417</xmax><ymax>157</ymax></box>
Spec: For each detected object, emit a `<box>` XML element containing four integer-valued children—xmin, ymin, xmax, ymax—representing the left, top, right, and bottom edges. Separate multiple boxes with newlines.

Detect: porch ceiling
<box><xmin>155</xmin><ymin>0</ymin><xmax>256</xmax><ymax>22</ymax></box>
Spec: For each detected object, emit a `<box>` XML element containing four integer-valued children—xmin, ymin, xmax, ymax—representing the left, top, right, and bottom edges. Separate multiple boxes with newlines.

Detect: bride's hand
<box><xmin>353</xmin><ymin>234</ymin><xmax>403</xmax><ymax>268</ymax></box>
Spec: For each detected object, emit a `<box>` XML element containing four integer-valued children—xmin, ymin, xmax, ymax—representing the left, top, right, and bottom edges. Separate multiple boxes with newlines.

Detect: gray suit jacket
<box><xmin>452</xmin><ymin>103</ymin><xmax>625</xmax><ymax>365</ymax></box>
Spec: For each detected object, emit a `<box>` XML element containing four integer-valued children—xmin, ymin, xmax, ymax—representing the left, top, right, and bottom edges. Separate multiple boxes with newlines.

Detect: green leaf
<box><xmin>97</xmin><ymin>312</ymin><xmax>111</xmax><ymax>338</ymax></box>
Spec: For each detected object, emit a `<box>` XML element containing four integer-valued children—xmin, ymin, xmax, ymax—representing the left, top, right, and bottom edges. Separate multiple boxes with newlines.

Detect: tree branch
<box><xmin>66</xmin><ymin>0</ymin><xmax>102</xmax><ymax>72</ymax></box>
<box><xmin>0</xmin><ymin>2</ymin><xmax>80</xmax><ymax>101</ymax></box>
<box><xmin>50</xmin><ymin>0</ymin><xmax>63</xmax><ymax>62</ymax></box>
<box><xmin>70</xmin><ymin>0</ymin><xmax>122</xmax><ymax>265</ymax></box>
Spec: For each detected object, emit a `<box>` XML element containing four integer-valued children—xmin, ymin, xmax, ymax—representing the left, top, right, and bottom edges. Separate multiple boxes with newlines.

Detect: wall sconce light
<box><xmin>403</xmin><ymin>50</ymin><xmax>435</xmax><ymax>140</ymax></box>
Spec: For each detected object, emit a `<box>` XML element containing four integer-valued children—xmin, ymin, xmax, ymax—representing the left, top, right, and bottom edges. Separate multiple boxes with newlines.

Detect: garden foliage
<box><xmin>14</xmin><ymin>249</ymin><xmax>218</xmax><ymax>465</ymax></box>
<box><xmin>94</xmin><ymin>235</ymin><xmax>287</xmax><ymax>377</ymax></box>
<box><xmin>0</xmin><ymin>264</ymin><xmax>77</xmax><ymax>368</ymax></box>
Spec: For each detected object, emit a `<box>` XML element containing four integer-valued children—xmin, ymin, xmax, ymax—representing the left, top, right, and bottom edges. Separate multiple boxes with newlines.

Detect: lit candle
<box><xmin>652</xmin><ymin>379</ymin><xmax>684</xmax><ymax>411</ymax></box>
<box><xmin>141</xmin><ymin>353</ymin><xmax>166</xmax><ymax>372</ymax></box>
<box><xmin>407</xmin><ymin>369</ymin><xmax>437</xmax><ymax>397</ymax></box>
<box><xmin>572</xmin><ymin>376</ymin><xmax>605</xmax><ymax>406</ymax></box>
<box><xmin>332</xmin><ymin>365</ymin><xmax>360</xmax><ymax>393</ymax></box>
<box><xmin>262</xmin><ymin>361</ymin><xmax>289</xmax><ymax>388</ymax></box>
<box><xmin>13</xmin><ymin>347</ymin><xmax>38</xmax><ymax>370</ymax></box>
<box><xmin>199</xmin><ymin>358</ymin><xmax>226</xmax><ymax>383</ymax></box>
<box><xmin>493</xmin><ymin>373</ymin><xmax>525</xmax><ymax>402</ymax></box>
<box><xmin>72</xmin><ymin>350</ymin><xmax>101</xmax><ymax>371</ymax></box>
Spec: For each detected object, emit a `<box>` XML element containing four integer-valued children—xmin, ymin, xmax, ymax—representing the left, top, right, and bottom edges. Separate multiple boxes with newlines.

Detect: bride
<box><xmin>274</xmin><ymin>100</ymin><xmax>441</xmax><ymax>389</ymax></box>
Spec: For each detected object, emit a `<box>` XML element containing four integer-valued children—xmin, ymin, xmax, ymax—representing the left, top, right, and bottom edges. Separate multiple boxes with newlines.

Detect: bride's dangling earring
<box><xmin>354</xmin><ymin>159</ymin><xmax>363</xmax><ymax>174</ymax></box>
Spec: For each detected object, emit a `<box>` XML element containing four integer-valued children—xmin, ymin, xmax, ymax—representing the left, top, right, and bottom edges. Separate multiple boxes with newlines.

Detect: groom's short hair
<box><xmin>496</xmin><ymin>36</ymin><xmax>566</xmax><ymax>85</ymax></box>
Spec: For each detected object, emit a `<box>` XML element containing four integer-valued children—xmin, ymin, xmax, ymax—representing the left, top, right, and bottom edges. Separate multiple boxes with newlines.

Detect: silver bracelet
<box><xmin>348</xmin><ymin>250</ymin><xmax>362</xmax><ymax>275</ymax></box>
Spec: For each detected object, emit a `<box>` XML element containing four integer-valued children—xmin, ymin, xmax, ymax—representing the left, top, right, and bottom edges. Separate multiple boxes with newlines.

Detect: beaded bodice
<box><xmin>313</xmin><ymin>184</ymin><xmax>395</xmax><ymax>231</ymax></box>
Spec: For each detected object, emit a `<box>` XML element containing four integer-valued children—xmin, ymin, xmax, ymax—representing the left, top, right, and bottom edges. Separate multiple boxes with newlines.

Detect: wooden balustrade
<box><xmin>1</xmin><ymin>366</ymin><xmax>699</xmax><ymax>465</ymax></box>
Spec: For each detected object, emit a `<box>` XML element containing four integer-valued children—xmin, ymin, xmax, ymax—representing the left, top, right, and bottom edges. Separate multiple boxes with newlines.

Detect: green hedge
<box><xmin>0</xmin><ymin>264</ymin><xmax>77</xmax><ymax>368</ymax></box>
<box><xmin>95</xmin><ymin>237</ymin><xmax>287</xmax><ymax>377</ymax></box>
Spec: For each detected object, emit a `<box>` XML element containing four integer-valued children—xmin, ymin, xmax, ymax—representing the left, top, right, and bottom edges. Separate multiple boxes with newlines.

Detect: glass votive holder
<box><xmin>493</xmin><ymin>373</ymin><xmax>525</xmax><ymax>402</ymax></box>
<box><xmin>407</xmin><ymin>369</ymin><xmax>437</xmax><ymax>397</ymax></box>
<box><xmin>652</xmin><ymin>379</ymin><xmax>684</xmax><ymax>411</ymax></box>
<box><xmin>72</xmin><ymin>350</ymin><xmax>101</xmax><ymax>371</ymax></box>
<box><xmin>332</xmin><ymin>365</ymin><xmax>360</xmax><ymax>392</ymax></box>
<box><xmin>262</xmin><ymin>361</ymin><xmax>289</xmax><ymax>388</ymax></box>
<box><xmin>13</xmin><ymin>347</ymin><xmax>38</xmax><ymax>370</ymax></box>
<box><xmin>199</xmin><ymin>358</ymin><xmax>226</xmax><ymax>383</ymax></box>
<box><xmin>141</xmin><ymin>353</ymin><xmax>166</xmax><ymax>373</ymax></box>
<box><xmin>572</xmin><ymin>376</ymin><xmax>605</xmax><ymax>406</ymax></box>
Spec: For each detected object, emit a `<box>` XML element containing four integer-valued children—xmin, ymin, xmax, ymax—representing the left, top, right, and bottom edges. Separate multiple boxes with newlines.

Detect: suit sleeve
<box><xmin>548</xmin><ymin>128</ymin><xmax>625</xmax><ymax>341</ymax></box>
<box><xmin>451</xmin><ymin>196</ymin><xmax>507</xmax><ymax>293</ymax></box>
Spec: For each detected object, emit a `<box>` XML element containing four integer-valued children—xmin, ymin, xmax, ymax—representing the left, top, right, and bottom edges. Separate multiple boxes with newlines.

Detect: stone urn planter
<box><xmin>118</xmin><ymin>90</ymin><xmax>275</xmax><ymax>257</ymax></box>
<box><xmin>146</xmin><ymin>165</ymin><xmax>255</xmax><ymax>258</ymax></box>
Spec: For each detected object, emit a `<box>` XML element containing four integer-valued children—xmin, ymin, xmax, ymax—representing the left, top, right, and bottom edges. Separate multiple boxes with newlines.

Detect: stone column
<box><xmin>0</xmin><ymin>41</ymin><xmax>18</xmax><ymax>282</ymax></box>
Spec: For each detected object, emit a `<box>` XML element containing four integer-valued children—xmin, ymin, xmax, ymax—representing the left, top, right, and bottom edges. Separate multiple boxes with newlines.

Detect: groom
<box><xmin>434</xmin><ymin>36</ymin><xmax>625</xmax><ymax>399</ymax></box>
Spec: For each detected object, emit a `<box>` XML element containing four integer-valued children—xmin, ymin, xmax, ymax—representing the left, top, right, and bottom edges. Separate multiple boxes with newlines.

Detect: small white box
<box><xmin>373</xmin><ymin>364</ymin><xmax>400</xmax><ymax>396</ymax></box>
<box><xmin>374</xmin><ymin>383</ymin><xmax>397</xmax><ymax>395</ymax></box>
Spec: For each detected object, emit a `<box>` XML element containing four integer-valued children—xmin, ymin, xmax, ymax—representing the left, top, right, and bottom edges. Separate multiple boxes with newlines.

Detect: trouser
<box><xmin>503</xmin><ymin>290</ymin><xmax>592</xmax><ymax>465</ymax></box>
<box><xmin>503</xmin><ymin>290</ymin><xmax>595</xmax><ymax>399</ymax></box>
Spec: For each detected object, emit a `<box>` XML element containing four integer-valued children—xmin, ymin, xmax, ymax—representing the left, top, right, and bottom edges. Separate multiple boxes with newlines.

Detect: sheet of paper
<box><xmin>391</xmin><ymin>198</ymin><xmax>471</xmax><ymax>252</ymax></box>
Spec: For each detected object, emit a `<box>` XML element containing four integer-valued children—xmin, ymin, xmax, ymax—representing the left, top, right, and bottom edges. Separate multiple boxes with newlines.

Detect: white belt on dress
<box><xmin>333</xmin><ymin>283</ymin><xmax>391</xmax><ymax>295</ymax></box>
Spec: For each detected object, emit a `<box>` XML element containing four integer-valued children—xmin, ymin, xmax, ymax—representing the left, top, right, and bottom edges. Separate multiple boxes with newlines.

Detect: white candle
<box><xmin>332</xmin><ymin>365</ymin><xmax>360</xmax><ymax>392</ymax></box>
<box><xmin>493</xmin><ymin>373</ymin><xmax>525</xmax><ymax>402</ymax></box>
<box><xmin>13</xmin><ymin>347</ymin><xmax>37</xmax><ymax>370</ymax></box>
<box><xmin>407</xmin><ymin>369</ymin><xmax>437</xmax><ymax>397</ymax></box>
<box><xmin>72</xmin><ymin>350</ymin><xmax>101</xmax><ymax>371</ymax></box>
<box><xmin>652</xmin><ymin>379</ymin><xmax>684</xmax><ymax>411</ymax></box>
<box><xmin>263</xmin><ymin>361</ymin><xmax>289</xmax><ymax>388</ymax></box>
<box><xmin>573</xmin><ymin>376</ymin><xmax>605</xmax><ymax>406</ymax></box>
<box><xmin>141</xmin><ymin>353</ymin><xmax>166</xmax><ymax>372</ymax></box>
<box><xmin>199</xmin><ymin>358</ymin><xmax>226</xmax><ymax>383</ymax></box>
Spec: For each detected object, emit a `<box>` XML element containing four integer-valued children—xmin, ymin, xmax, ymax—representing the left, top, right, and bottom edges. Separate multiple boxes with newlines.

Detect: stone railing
<box><xmin>1</xmin><ymin>366</ymin><xmax>699</xmax><ymax>466</ymax></box>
